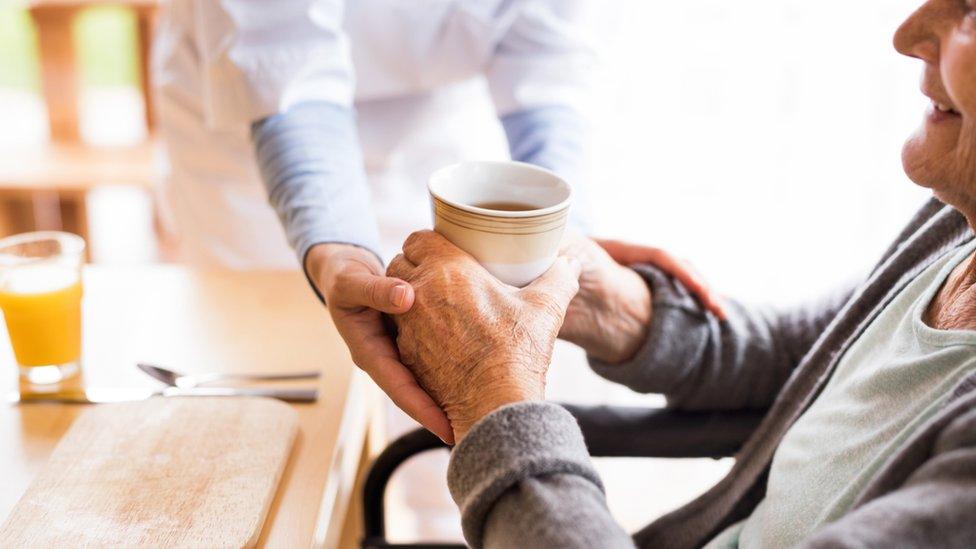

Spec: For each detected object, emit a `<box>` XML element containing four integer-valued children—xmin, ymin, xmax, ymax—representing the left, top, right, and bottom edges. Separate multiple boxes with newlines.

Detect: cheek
<box><xmin>945</xmin><ymin>29</ymin><xmax>976</xmax><ymax>117</ymax></box>
<box><xmin>944</xmin><ymin>32</ymin><xmax>976</xmax><ymax>180</ymax></box>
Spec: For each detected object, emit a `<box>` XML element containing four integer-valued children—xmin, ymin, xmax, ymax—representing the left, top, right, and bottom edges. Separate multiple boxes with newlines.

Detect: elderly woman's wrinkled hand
<box><xmin>557</xmin><ymin>234</ymin><xmax>653</xmax><ymax>363</ymax></box>
<box><xmin>387</xmin><ymin>230</ymin><xmax>581</xmax><ymax>442</ymax></box>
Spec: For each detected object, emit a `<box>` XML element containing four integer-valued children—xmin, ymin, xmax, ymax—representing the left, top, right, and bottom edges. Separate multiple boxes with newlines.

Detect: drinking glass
<box><xmin>0</xmin><ymin>232</ymin><xmax>85</xmax><ymax>385</ymax></box>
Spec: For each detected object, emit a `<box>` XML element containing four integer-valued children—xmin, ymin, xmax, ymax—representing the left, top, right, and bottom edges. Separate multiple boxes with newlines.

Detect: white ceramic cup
<box><xmin>428</xmin><ymin>161</ymin><xmax>572</xmax><ymax>287</ymax></box>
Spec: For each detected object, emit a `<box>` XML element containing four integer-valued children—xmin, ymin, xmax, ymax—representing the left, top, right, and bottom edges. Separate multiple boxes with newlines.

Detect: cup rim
<box><xmin>0</xmin><ymin>231</ymin><xmax>85</xmax><ymax>267</ymax></box>
<box><xmin>428</xmin><ymin>160</ymin><xmax>572</xmax><ymax>218</ymax></box>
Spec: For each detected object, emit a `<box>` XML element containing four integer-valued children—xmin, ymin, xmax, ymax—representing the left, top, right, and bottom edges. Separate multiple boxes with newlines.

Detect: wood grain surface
<box><xmin>0</xmin><ymin>397</ymin><xmax>298</xmax><ymax>548</ymax></box>
<box><xmin>0</xmin><ymin>267</ymin><xmax>373</xmax><ymax>547</ymax></box>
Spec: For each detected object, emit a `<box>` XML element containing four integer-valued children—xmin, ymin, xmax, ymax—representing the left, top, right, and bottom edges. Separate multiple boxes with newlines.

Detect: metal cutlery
<box><xmin>10</xmin><ymin>386</ymin><xmax>318</xmax><ymax>404</ymax></box>
<box><xmin>137</xmin><ymin>362</ymin><xmax>320</xmax><ymax>389</ymax></box>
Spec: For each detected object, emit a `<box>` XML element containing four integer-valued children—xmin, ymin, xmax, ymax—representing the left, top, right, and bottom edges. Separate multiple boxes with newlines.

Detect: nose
<box><xmin>893</xmin><ymin>3</ymin><xmax>939</xmax><ymax>62</ymax></box>
<box><xmin>894</xmin><ymin>0</ymin><xmax>939</xmax><ymax>63</ymax></box>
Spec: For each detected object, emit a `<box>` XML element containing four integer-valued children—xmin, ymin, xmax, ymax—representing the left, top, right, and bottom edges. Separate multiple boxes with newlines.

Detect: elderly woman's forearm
<box><xmin>589</xmin><ymin>266</ymin><xmax>855</xmax><ymax>410</ymax></box>
<box><xmin>449</xmin><ymin>402</ymin><xmax>634</xmax><ymax>549</ymax></box>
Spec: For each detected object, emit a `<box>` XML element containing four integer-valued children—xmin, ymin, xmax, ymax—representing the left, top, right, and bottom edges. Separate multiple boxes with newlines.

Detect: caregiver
<box><xmin>151</xmin><ymin>0</ymin><xmax>720</xmax><ymax>442</ymax></box>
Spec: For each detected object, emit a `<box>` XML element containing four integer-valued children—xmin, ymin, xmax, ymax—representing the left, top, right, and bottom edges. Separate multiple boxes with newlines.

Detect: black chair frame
<box><xmin>360</xmin><ymin>404</ymin><xmax>766</xmax><ymax>549</ymax></box>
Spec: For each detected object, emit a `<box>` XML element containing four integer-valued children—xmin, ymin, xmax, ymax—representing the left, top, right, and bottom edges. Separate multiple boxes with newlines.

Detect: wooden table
<box><xmin>0</xmin><ymin>267</ymin><xmax>373</xmax><ymax>548</ymax></box>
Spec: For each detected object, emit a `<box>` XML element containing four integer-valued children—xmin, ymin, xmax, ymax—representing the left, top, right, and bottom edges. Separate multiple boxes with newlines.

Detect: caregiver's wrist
<box><xmin>305</xmin><ymin>243</ymin><xmax>382</xmax><ymax>296</ymax></box>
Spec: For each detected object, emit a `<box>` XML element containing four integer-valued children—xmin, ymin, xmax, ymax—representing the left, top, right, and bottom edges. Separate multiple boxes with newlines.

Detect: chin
<box><xmin>902</xmin><ymin>137</ymin><xmax>976</xmax><ymax>219</ymax></box>
<box><xmin>901</xmin><ymin>134</ymin><xmax>939</xmax><ymax>190</ymax></box>
<box><xmin>901</xmin><ymin>123</ymin><xmax>963</xmax><ymax>191</ymax></box>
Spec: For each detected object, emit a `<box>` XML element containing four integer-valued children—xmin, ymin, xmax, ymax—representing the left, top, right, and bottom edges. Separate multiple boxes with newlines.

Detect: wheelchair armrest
<box><xmin>361</xmin><ymin>404</ymin><xmax>766</xmax><ymax>548</ymax></box>
<box><xmin>362</xmin><ymin>428</ymin><xmax>459</xmax><ymax>548</ymax></box>
<box><xmin>565</xmin><ymin>404</ymin><xmax>766</xmax><ymax>459</ymax></box>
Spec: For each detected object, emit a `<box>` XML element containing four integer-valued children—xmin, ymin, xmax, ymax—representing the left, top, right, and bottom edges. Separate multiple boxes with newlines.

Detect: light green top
<box><xmin>707</xmin><ymin>240</ymin><xmax>976</xmax><ymax>549</ymax></box>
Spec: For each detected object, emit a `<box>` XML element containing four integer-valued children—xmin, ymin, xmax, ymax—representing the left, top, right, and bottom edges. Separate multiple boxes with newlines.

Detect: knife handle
<box><xmin>238</xmin><ymin>388</ymin><xmax>319</xmax><ymax>403</ymax></box>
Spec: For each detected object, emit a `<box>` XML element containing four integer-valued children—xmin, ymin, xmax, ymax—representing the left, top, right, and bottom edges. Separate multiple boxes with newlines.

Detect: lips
<box><xmin>921</xmin><ymin>81</ymin><xmax>961</xmax><ymax>117</ymax></box>
<box><xmin>927</xmin><ymin>100</ymin><xmax>962</xmax><ymax>124</ymax></box>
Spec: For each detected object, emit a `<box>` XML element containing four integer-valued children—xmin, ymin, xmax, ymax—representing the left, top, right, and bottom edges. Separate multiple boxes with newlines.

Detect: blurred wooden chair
<box><xmin>0</xmin><ymin>0</ymin><xmax>162</xmax><ymax>254</ymax></box>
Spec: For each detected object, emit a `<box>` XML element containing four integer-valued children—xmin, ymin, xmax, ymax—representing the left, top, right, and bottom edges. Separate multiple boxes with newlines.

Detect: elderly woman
<box><xmin>388</xmin><ymin>1</ymin><xmax>976</xmax><ymax>547</ymax></box>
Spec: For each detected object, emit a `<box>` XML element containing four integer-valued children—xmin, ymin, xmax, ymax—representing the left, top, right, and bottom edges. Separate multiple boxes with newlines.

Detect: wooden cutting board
<box><xmin>0</xmin><ymin>397</ymin><xmax>298</xmax><ymax>548</ymax></box>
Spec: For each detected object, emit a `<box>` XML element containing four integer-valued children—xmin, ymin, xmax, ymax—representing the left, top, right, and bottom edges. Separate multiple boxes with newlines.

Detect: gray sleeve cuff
<box><xmin>588</xmin><ymin>265</ymin><xmax>712</xmax><ymax>394</ymax></box>
<box><xmin>448</xmin><ymin>401</ymin><xmax>604</xmax><ymax>548</ymax></box>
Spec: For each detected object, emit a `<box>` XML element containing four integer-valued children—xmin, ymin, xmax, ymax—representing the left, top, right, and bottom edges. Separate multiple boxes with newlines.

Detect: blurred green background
<box><xmin>0</xmin><ymin>2</ymin><xmax>139</xmax><ymax>90</ymax></box>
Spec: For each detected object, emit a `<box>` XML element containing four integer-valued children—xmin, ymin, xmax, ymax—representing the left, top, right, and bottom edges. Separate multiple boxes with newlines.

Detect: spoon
<box><xmin>137</xmin><ymin>363</ymin><xmax>321</xmax><ymax>389</ymax></box>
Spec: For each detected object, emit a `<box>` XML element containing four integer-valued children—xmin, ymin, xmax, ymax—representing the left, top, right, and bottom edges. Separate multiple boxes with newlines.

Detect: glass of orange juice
<box><xmin>0</xmin><ymin>232</ymin><xmax>85</xmax><ymax>385</ymax></box>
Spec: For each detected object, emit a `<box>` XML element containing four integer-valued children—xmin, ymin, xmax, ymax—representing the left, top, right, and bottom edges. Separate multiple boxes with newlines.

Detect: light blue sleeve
<box><xmin>501</xmin><ymin>106</ymin><xmax>592</xmax><ymax>232</ymax></box>
<box><xmin>251</xmin><ymin>101</ymin><xmax>383</xmax><ymax>269</ymax></box>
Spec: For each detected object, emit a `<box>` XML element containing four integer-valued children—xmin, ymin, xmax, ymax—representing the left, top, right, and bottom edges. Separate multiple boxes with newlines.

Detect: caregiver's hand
<box><xmin>559</xmin><ymin>234</ymin><xmax>725</xmax><ymax>364</ymax></box>
<box><xmin>387</xmin><ymin>231</ymin><xmax>582</xmax><ymax>443</ymax></box>
<box><xmin>598</xmin><ymin>238</ymin><xmax>725</xmax><ymax>318</ymax></box>
<box><xmin>305</xmin><ymin>243</ymin><xmax>453</xmax><ymax>444</ymax></box>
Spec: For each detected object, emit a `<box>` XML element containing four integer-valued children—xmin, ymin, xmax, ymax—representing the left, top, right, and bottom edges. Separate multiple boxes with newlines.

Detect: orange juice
<box><xmin>0</xmin><ymin>268</ymin><xmax>82</xmax><ymax>367</ymax></box>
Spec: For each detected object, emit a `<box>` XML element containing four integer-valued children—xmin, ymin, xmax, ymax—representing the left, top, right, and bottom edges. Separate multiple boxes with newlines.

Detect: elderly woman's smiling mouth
<box><xmin>926</xmin><ymin>90</ymin><xmax>962</xmax><ymax>122</ymax></box>
<box><xmin>923</xmin><ymin>71</ymin><xmax>963</xmax><ymax>123</ymax></box>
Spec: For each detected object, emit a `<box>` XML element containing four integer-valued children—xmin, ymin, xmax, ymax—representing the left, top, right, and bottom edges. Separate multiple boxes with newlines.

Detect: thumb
<box><xmin>332</xmin><ymin>269</ymin><xmax>416</xmax><ymax>314</ymax></box>
<box><xmin>521</xmin><ymin>256</ymin><xmax>583</xmax><ymax>313</ymax></box>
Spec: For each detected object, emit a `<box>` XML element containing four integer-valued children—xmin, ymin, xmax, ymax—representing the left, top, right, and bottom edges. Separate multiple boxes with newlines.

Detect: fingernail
<box><xmin>390</xmin><ymin>284</ymin><xmax>407</xmax><ymax>307</ymax></box>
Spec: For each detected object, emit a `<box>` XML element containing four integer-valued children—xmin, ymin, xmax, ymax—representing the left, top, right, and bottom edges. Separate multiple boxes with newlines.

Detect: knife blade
<box><xmin>9</xmin><ymin>386</ymin><xmax>319</xmax><ymax>404</ymax></box>
<box><xmin>136</xmin><ymin>362</ymin><xmax>322</xmax><ymax>388</ymax></box>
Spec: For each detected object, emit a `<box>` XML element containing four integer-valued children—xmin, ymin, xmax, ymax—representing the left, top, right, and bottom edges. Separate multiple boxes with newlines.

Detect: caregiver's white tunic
<box><xmin>151</xmin><ymin>0</ymin><xmax>598</xmax><ymax>267</ymax></box>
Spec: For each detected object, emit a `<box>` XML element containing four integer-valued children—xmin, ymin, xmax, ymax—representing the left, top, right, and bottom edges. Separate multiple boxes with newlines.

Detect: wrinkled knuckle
<box><xmin>403</xmin><ymin>231</ymin><xmax>421</xmax><ymax>249</ymax></box>
<box><xmin>386</xmin><ymin>255</ymin><xmax>406</xmax><ymax>278</ymax></box>
<box><xmin>405</xmin><ymin>230</ymin><xmax>433</xmax><ymax>251</ymax></box>
<box><xmin>415</xmin><ymin>264</ymin><xmax>446</xmax><ymax>289</ymax></box>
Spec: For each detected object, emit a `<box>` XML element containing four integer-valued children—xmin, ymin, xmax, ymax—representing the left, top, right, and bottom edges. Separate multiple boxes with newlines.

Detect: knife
<box><xmin>9</xmin><ymin>386</ymin><xmax>319</xmax><ymax>404</ymax></box>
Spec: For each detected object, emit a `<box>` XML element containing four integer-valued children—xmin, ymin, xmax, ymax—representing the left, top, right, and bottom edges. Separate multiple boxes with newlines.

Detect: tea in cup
<box><xmin>428</xmin><ymin>161</ymin><xmax>572</xmax><ymax>287</ymax></box>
